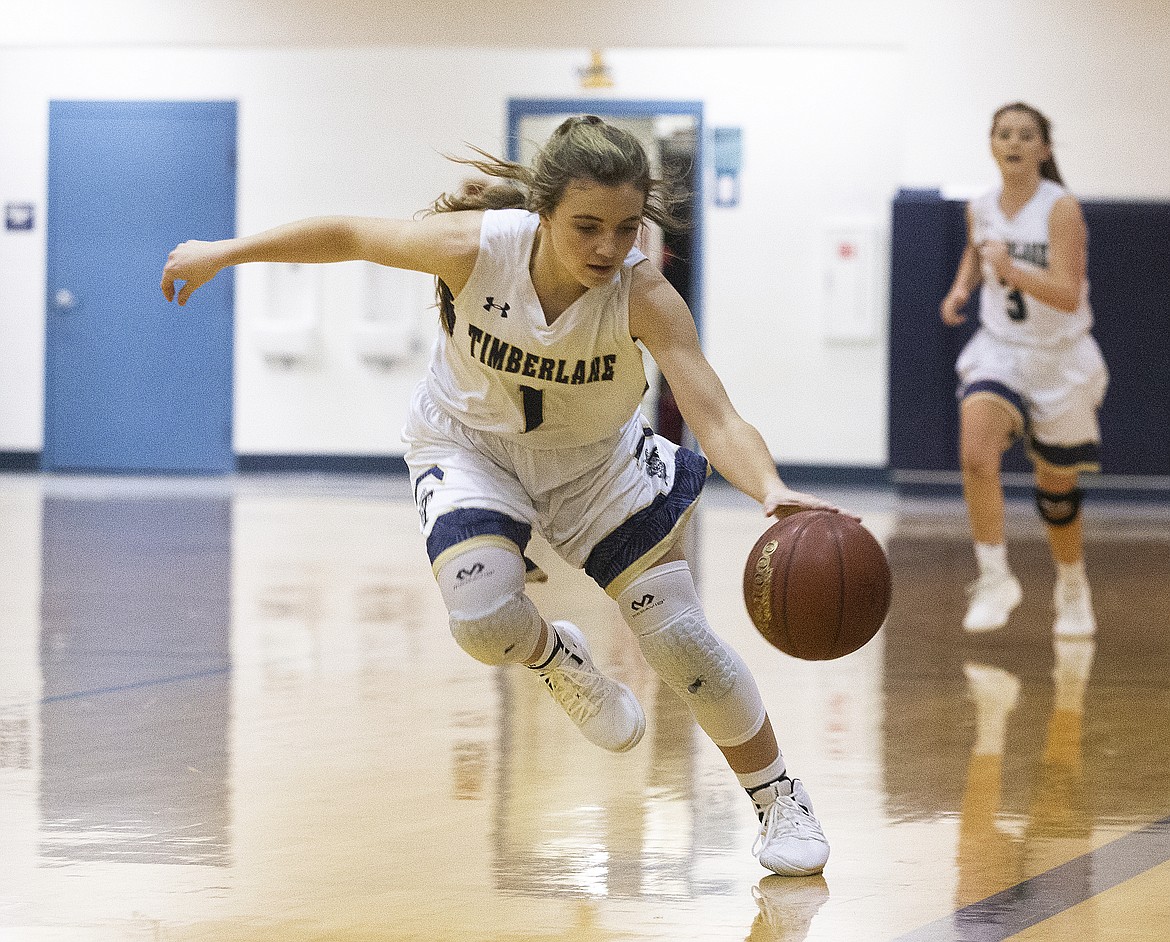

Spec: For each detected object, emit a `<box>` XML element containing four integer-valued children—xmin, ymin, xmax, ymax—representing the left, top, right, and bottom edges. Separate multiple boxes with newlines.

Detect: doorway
<box><xmin>507</xmin><ymin>99</ymin><xmax>703</xmax><ymax>445</ymax></box>
<box><xmin>44</xmin><ymin>101</ymin><xmax>237</xmax><ymax>473</ymax></box>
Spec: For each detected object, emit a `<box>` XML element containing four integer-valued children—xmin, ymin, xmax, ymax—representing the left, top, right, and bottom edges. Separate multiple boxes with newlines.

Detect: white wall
<box><xmin>2</xmin><ymin>1</ymin><xmax>1168</xmax><ymax>467</ymax></box>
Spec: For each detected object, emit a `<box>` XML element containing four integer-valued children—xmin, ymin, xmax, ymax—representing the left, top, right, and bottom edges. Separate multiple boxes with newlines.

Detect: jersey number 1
<box><xmin>519</xmin><ymin>385</ymin><xmax>544</xmax><ymax>432</ymax></box>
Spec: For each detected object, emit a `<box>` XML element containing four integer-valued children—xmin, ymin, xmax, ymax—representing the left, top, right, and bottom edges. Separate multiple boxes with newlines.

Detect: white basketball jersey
<box><xmin>423</xmin><ymin>209</ymin><xmax>650</xmax><ymax>449</ymax></box>
<box><xmin>970</xmin><ymin>180</ymin><xmax>1093</xmax><ymax>347</ymax></box>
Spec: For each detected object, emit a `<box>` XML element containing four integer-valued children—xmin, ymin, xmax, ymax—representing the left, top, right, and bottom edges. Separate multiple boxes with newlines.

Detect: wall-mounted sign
<box><xmin>712</xmin><ymin>128</ymin><xmax>742</xmax><ymax>208</ymax></box>
<box><xmin>5</xmin><ymin>203</ymin><xmax>35</xmax><ymax>231</ymax></box>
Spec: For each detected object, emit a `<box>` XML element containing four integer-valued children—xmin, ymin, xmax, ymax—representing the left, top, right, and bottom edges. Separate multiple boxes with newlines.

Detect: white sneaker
<box><xmin>963</xmin><ymin>570</ymin><xmax>1023</xmax><ymax>632</ymax></box>
<box><xmin>751</xmin><ymin>779</ymin><xmax>830</xmax><ymax>877</ymax></box>
<box><xmin>1053</xmin><ymin>577</ymin><xmax>1097</xmax><ymax>637</ymax></box>
<box><xmin>532</xmin><ymin>621</ymin><xmax>645</xmax><ymax>753</ymax></box>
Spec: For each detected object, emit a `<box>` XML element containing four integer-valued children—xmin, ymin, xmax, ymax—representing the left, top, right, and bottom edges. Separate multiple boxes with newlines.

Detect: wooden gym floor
<box><xmin>1</xmin><ymin>471</ymin><xmax>1167</xmax><ymax>941</ymax></box>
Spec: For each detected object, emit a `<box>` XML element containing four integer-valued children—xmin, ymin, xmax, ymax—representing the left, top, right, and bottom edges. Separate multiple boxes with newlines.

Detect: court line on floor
<box><xmin>893</xmin><ymin>814</ymin><xmax>1170</xmax><ymax>941</ymax></box>
<box><xmin>38</xmin><ymin>664</ymin><xmax>232</xmax><ymax>704</ymax></box>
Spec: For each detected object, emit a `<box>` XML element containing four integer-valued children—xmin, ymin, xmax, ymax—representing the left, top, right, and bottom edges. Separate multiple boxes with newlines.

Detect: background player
<box><xmin>940</xmin><ymin>102</ymin><xmax>1108</xmax><ymax>637</ymax></box>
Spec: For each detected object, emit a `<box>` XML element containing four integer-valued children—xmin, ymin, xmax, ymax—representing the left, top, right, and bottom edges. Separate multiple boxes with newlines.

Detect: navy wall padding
<box><xmin>1082</xmin><ymin>202</ymin><xmax>1170</xmax><ymax>475</ymax></box>
<box><xmin>888</xmin><ymin>190</ymin><xmax>1170</xmax><ymax>479</ymax></box>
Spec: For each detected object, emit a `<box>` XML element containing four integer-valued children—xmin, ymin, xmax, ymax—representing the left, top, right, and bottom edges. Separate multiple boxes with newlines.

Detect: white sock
<box><xmin>527</xmin><ymin>621</ymin><xmax>560</xmax><ymax>669</ymax></box>
<box><xmin>975</xmin><ymin>542</ymin><xmax>1009</xmax><ymax>576</ymax></box>
<box><xmin>738</xmin><ymin>753</ymin><xmax>788</xmax><ymax>797</ymax></box>
<box><xmin>1056</xmin><ymin>559</ymin><xmax>1087</xmax><ymax>586</ymax></box>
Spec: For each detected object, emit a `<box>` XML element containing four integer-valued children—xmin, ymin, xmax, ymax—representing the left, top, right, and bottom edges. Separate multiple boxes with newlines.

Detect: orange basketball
<box><xmin>742</xmin><ymin>510</ymin><xmax>891</xmax><ymax>660</ymax></box>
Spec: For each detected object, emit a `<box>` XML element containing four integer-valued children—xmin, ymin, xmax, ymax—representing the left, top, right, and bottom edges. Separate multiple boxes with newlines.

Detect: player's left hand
<box><xmin>763</xmin><ymin>486</ymin><xmax>859</xmax><ymax>522</ymax></box>
<box><xmin>980</xmin><ymin>239</ymin><xmax>1013</xmax><ymax>282</ymax></box>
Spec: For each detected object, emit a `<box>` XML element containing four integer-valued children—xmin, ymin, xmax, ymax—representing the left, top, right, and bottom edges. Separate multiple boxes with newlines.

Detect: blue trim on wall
<box><xmin>774</xmin><ymin>464</ymin><xmax>891</xmax><ymax>489</ymax></box>
<box><xmin>893</xmin><ymin>471</ymin><xmax>1170</xmax><ymax>503</ymax></box>
<box><xmin>0</xmin><ymin>451</ymin><xmax>41</xmax><ymax>471</ymax></box>
<box><xmin>505</xmin><ymin>97</ymin><xmax>705</xmax><ymax>336</ymax></box>
<box><xmin>235</xmin><ymin>454</ymin><xmax>410</xmax><ymax>475</ymax></box>
<box><xmin>705</xmin><ymin>464</ymin><xmax>891</xmax><ymax>490</ymax></box>
<box><xmin>8</xmin><ymin>451</ymin><xmax>1169</xmax><ymax>501</ymax></box>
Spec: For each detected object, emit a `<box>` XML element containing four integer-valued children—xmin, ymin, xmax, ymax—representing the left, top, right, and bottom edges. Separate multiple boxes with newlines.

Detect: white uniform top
<box><xmin>424</xmin><ymin>209</ymin><xmax>650</xmax><ymax>450</ymax></box>
<box><xmin>969</xmin><ymin>179</ymin><xmax>1093</xmax><ymax>348</ymax></box>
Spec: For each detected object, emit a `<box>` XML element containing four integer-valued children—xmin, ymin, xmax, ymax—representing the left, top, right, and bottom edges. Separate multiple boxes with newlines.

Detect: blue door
<box><xmin>45</xmin><ymin>101</ymin><xmax>236</xmax><ymax>473</ymax></box>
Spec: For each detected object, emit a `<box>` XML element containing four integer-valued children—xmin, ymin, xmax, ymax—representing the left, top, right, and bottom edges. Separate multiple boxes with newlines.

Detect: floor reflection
<box><xmin>0</xmin><ymin>477</ymin><xmax>1166</xmax><ymax>941</ymax></box>
<box><xmin>956</xmin><ymin>639</ymin><xmax>1095</xmax><ymax>910</ymax></box>
<box><xmin>38</xmin><ymin>494</ymin><xmax>232</xmax><ymax>866</ymax></box>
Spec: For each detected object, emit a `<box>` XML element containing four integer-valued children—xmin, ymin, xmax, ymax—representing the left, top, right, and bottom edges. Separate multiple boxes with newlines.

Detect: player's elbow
<box><xmin>1053</xmin><ymin>290</ymin><xmax>1081</xmax><ymax>314</ymax></box>
<box><xmin>324</xmin><ymin>217</ymin><xmax>368</xmax><ymax>258</ymax></box>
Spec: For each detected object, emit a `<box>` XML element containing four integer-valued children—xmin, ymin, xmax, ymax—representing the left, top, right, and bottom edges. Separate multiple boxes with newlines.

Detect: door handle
<box><xmin>52</xmin><ymin>288</ymin><xmax>79</xmax><ymax>312</ymax></box>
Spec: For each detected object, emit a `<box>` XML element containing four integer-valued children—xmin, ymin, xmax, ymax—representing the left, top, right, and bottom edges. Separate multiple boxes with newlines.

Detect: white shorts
<box><xmin>402</xmin><ymin>383</ymin><xmax>708</xmax><ymax>597</ymax></box>
<box><xmin>956</xmin><ymin>329</ymin><xmax>1109</xmax><ymax>471</ymax></box>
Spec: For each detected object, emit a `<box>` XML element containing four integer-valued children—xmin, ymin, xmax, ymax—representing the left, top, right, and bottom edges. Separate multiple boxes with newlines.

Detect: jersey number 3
<box><xmin>519</xmin><ymin>385</ymin><xmax>544</xmax><ymax>432</ymax></box>
<box><xmin>1006</xmin><ymin>288</ymin><xmax>1027</xmax><ymax>321</ymax></box>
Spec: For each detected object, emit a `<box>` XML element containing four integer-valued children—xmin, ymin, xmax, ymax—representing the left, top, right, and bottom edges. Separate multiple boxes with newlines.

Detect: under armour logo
<box><xmin>484</xmin><ymin>297</ymin><xmax>510</xmax><ymax>317</ymax></box>
<box><xmin>631</xmin><ymin>594</ymin><xmax>656</xmax><ymax>611</ymax></box>
<box><xmin>456</xmin><ymin>563</ymin><xmax>485</xmax><ymax>580</ymax></box>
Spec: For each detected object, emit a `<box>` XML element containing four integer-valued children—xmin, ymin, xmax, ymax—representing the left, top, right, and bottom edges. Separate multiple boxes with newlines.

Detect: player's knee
<box><xmin>959</xmin><ymin>442</ymin><xmax>1001</xmax><ymax>481</ymax></box>
<box><xmin>638</xmin><ymin>612</ymin><xmax>765</xmax><ymax>746</ymax></box>
<box><xmin>448</xmin><ymin>592</ymin><xmax>542</xmax><ymax>665</ymax></box>
<box><xmin>438</xmin><ymin>545</ymin><xmax>541</xmax><ymax>666</ymax></box>
<box><xmin>617</xmin><ymin>562</ymin><xmax>765</xmax><ymax>746</ymax></box>
<box><xmin>1035</xmin><ymin>486</ymin><xmax>1083</xmax><ymax>527</ymax></box>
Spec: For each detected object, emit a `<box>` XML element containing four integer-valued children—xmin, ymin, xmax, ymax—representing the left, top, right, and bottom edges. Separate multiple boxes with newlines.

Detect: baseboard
<box><xmin>893</xmin><ymin>469</ymin><xmax>1170</xmax><ymax>502</ymax></box>
<box><xmin>773</xmin><ymin>463</ymin><xmax>892</xmax><ymax>489</ymax></box>
<box><xmin>235</xmin><ymin>454</ymin><xmax>409</xmax><ymax>475</ymax></box>
<box><xmin>0</xmin><ymin>451</ymin><xmax>40</xmax><ymax>471</ymax></box>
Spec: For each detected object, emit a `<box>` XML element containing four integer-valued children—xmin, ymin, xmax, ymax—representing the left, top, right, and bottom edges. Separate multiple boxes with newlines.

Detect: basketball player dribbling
<box><xmin>940</xmin><ymin>103</ymin><xmax>1108</xmax><ymax>637</ymax></box>
<box><xmin>161</xmin><ymin>115</ymin><xmax>843</xmax><ymax>876</ymax></box>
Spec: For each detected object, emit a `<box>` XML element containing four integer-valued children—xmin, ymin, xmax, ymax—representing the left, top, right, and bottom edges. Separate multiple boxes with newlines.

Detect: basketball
<box><xmin>742</xmin><ymin>510</ymin><xmax>891</xmax><ymax>660</ymax></box>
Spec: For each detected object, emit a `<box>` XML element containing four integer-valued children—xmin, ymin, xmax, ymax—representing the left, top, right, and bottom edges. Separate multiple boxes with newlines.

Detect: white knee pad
<box><xmin>438</xmin><ymin>545</ymin><xmax>541</xmax><ymax>666</ymax></box>
<box><xmin>618</xmin><ymin>561</ymin><xmax>765</xmax><ymax>747</ymax></box>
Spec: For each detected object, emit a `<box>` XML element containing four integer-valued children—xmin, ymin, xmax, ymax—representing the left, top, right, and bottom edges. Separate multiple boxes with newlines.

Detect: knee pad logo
<box><xmin>452</xmin><ymin>560</ymin><xmax>497</xmax><ymax>590</ymax></box>
<box><xmin>630</xmin><ymin>593</ymin><xmax>663</xmax><ymax>613</ymax></box>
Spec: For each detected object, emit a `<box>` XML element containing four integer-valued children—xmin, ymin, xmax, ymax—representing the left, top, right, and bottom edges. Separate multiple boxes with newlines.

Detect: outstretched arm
<box><xmin>629</xmin><ymin>264</ymin><xmax>850</xmax><ymax>520</ymax></box>
<box><xmin>160</xmin><ymin>212</ymin><xmax>481</xmax><ymax>305</ymax></box>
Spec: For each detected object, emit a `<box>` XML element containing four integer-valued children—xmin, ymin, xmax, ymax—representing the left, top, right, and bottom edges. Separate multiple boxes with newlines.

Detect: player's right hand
<box><xmin>161</xmin><ymin>240</ymin><xmax>223</xmax><ymax>306</ymax></box>
<box><xmin>763</xmin><ymin>486</ymin><xmax>860</xmax><ymax>523</ymax></box>
<box><xmin>939</xmin><ymin>288</ymin><xmax>969</xmax><ymax>325</ymax></box>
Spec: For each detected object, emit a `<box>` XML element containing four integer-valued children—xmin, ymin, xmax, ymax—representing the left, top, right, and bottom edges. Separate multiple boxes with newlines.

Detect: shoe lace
<box><xmin>540</xmin><ymin>660</ymin><xmax>604</xmax><ymax>724</ymax></box>
<box><xmin>752</xmin><ymin>794</ymin><xmax>824</xmax><ymax>857</ymax></box>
